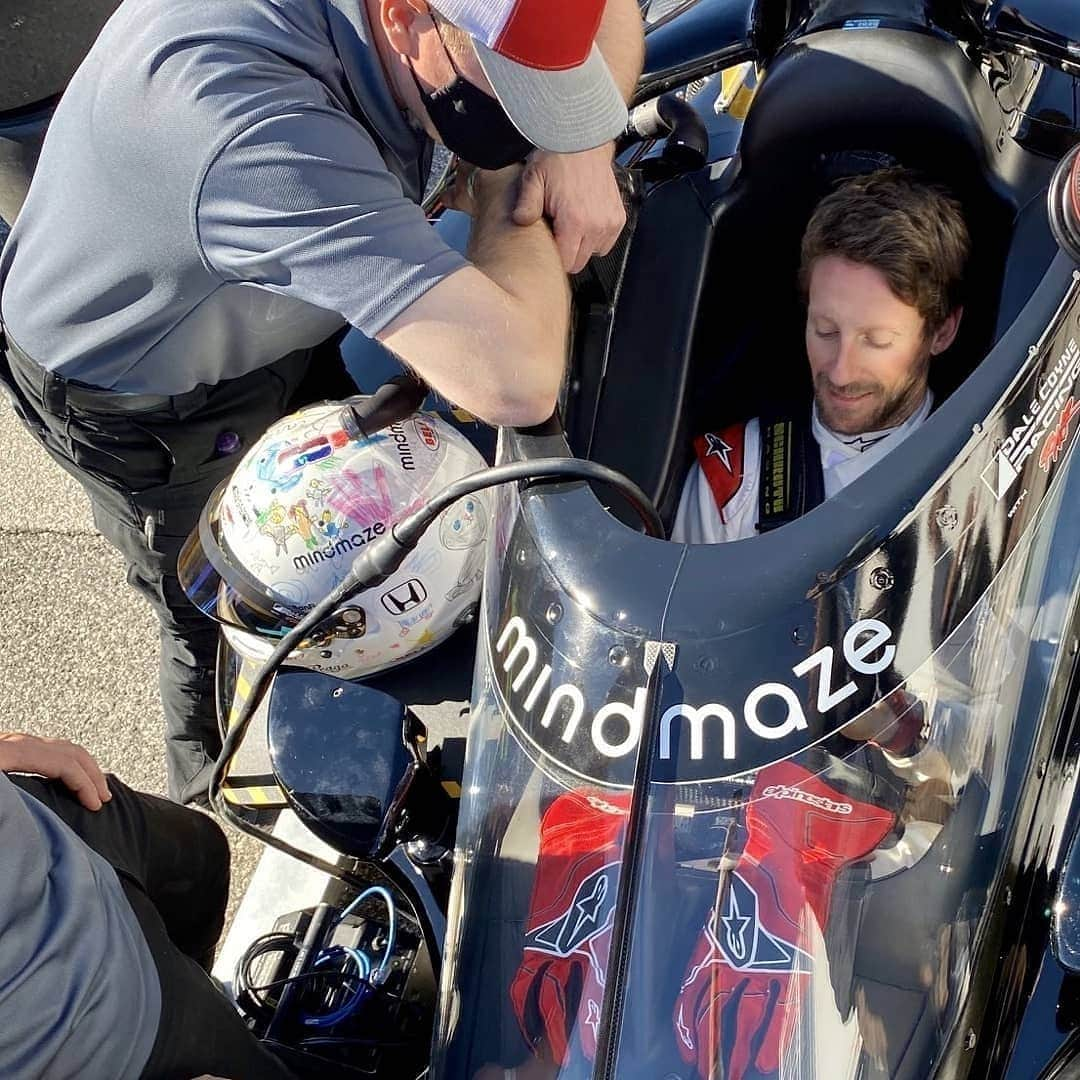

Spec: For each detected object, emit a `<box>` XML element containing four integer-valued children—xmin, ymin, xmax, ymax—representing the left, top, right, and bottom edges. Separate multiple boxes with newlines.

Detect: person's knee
<box><xmin>190</xmin><ymin>809</ymin><xmax>232</xmax><ymax>891</ymax></box>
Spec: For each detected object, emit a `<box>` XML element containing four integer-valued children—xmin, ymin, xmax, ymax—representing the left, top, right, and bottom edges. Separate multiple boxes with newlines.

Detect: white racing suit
<box><xmin>672</xmin><ymin>393</ymin><xmax>933</xmax><ymax>543</ymax></box>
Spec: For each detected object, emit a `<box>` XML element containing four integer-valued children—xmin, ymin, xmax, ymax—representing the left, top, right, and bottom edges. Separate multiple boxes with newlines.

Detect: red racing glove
<box><xmin>509</xmin><ymin>789</ymin><xmax>631</xmax><ymax>1065</ymax></box>
<box><xmin>673</xmin><ymin>759</ymin><xmax>898</xmax><ymax>1080</ymax></box>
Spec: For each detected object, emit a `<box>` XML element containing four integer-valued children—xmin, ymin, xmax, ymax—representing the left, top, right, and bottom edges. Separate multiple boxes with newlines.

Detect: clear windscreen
<box><xmin>608</xmin><ymin>578</ymin><xmax>1031</xmax><ymax>1080</ymax></box>
<box><xmin>432</xmin><ymin>447</ymin><xmax>1078</xmax><ymax>1080</ymax></box>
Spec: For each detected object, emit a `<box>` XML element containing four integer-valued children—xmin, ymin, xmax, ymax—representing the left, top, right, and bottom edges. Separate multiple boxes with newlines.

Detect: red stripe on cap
<box><xmin>494</xmin><ymin>0</ymin><xmax>605</xmax><ymax>71</ymax></box>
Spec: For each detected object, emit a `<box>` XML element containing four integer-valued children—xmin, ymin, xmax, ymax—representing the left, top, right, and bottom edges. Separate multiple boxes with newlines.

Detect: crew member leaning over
<box><xmin>0</xmin><ymin>0</ymin><xmax>645</xmax><ymax>804</ymax></box>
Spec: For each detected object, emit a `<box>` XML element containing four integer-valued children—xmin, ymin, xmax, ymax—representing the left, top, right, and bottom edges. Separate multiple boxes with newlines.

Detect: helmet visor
<box><xmin>178</xmin><ymin>483</ymin><xmax>310</xmax><ymax>639</ymax></box>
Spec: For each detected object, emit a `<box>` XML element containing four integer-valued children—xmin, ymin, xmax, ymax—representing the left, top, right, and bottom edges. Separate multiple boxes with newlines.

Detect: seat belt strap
<box><xmin>757</xmin><ymin>412</ymin><xmax>825</xmax><ymax>533</ymax></box>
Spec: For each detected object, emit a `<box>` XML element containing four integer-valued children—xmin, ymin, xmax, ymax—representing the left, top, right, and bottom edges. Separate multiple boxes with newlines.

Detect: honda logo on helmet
<box><xmin>381</xmin><ymin>579</ymin><xmax>428</xmax><ymax>615</ymax></box>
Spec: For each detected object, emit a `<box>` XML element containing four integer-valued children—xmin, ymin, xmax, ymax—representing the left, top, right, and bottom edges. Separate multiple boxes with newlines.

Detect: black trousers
<box><xmin>1</xmin><ymin>335</ymin><xmax>357</xmax><ymax>802</ymax></box>
<box><xmin>12</xmin><ymin>774</ymin><xmax>295</xmax><ymax>1080</ymax></box>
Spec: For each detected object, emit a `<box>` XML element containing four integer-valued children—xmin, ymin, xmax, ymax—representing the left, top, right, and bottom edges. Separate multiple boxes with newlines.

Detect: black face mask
<box><xmin>411</xmin><ymin>28</ymin><xmax>533</xmax><ymax>171</ymax></box>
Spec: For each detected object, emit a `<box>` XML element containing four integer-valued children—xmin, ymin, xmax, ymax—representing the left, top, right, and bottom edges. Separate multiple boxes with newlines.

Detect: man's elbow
<box><xmin>476</xmin><ymin>319</ymin><xmax>565</xmax><ymax>427</ymax></box>
<box><xmin>479</xmin><ymin>381</ymin><xmax>560</xmax><ymax>429</ymax></box>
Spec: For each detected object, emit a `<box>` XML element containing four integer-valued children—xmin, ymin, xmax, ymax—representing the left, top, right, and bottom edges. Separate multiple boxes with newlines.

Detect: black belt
<box><xmin>4</xmin><ymin>336</ymin><xmax>208</xmax><ymax>417</ymax></box>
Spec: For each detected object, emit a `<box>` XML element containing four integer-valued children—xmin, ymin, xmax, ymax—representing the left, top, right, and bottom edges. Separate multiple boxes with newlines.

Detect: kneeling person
<box><xmin>672</xmin><ymin>168</ymin><xmax>970</xmax><ymax>544</ymax></box>
<box><xmin>0</xmin><ymin>731</ymin><xmax>294</xmax><ymax>1079</ymax></box>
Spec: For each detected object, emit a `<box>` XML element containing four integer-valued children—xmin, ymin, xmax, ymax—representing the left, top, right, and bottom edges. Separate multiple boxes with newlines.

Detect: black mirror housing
<box><xmin>268</xmin><ymin>670</ymin><xmax>451</xmax><ymax>860</ymax></box>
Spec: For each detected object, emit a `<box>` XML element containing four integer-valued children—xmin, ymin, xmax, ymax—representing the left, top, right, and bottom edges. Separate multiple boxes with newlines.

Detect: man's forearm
<box><xmin>375</xmin><ymin>169</ymin><xmax>570</xmax><ymax>428</ymax></box>
<box><xmin>597</xmin><ymin>0</ymin><xmax>646</xmax><ymax>103</ymax></box>
<box><xmin>467</xmin><ymin>173</ymin><xmax>571</xmax><ymax>381</ymax></box>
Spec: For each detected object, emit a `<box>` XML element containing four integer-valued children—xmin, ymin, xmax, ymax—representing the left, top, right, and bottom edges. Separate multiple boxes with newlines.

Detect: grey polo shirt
<box><xmin>0</xmin><ymin>0</ymin><xmax>467</xmax><ymax>395</ymax></box>
<box><xmin>0</xmin><ymin>773</ymin><xmax>160</xmax><ymax>1079</ymax></box>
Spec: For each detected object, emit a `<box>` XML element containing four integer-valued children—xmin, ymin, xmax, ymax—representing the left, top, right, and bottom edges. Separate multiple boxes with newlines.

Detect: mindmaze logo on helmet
<box><xmin>388</xmin><ymin>422</ymin><xmax>416</xmax><ymax>472</ymax></box>
<box><xmin>292</xmin><ymin>522</ymin><xmax>387</xmax><ymax>572</ymax></box>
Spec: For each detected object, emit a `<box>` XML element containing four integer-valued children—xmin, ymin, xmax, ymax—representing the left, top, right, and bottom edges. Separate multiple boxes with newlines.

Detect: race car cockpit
<box><xmin>567</xmin><ymin>18</ymin><xmax>1058</xmax><ymax>532</ymax></box>
<box><xmin>9</xmin><ymin>3</ymin><xmax>1080</xmax><ymax>1079</ymax></box>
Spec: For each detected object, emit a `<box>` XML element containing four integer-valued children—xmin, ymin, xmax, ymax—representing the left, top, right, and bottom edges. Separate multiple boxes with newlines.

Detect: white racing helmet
<box><xmin>179</xmin><ymin>402</ymin><xmax>490</xmax><ymax>680</ymax></box>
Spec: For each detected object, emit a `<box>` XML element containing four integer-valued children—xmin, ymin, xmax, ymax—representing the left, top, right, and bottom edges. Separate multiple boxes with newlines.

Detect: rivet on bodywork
<box><xmin>935</xmin><ymin>506</ymin><xmax>959</xmax><ymax>530</ymax></box>
<box><xmin>869</xmin><ymin>567</ymin><xmax>894</xmax><ymax>591</ymax></box>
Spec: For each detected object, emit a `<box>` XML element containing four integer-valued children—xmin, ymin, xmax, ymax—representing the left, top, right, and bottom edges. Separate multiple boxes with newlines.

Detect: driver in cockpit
<box><xmin>671</xmin><ymin>168</ymin><xmax>970</xmax><ymax>544</ymax></box>
<box><xmin>477</xmin><ymin>171</ymin><xmax>975</xmax><ymax>1080</ymax></box>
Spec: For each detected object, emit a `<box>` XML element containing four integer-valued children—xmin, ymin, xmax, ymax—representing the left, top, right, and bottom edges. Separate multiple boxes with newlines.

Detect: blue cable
<box><xmin>303</xmin><ymin>947</ymin><xmax>371</xmax><ymax>1028</ymax></box>
<box><xmin>336</xmin><ymin>886</ymin><xmax>397</xmax><ymax>985</ymax></box>
<box><xmin>301</xmin><ymin>886</ymin><xmax>397</xmax><ymax>1028</ymax></box>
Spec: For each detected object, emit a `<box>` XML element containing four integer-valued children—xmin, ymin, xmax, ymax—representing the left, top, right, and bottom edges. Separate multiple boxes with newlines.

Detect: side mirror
<box><xmin>1049</xmin><ymin>144</ymin><xmax>1080</xmax><ymax>264</ymax></box>
<box><xmin>1054</xmin><ymin>813</ymin><xmax>1080</xmax><ymax>973</ymax></box>
<box><xmin>267</xmin><ymin>670</ymin><xmax>452</xmax><ymax>861</ymax></box>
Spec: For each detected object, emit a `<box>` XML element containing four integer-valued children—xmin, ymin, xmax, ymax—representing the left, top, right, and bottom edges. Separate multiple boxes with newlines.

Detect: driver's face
<box><xmin>806</xmin><ymin>256</ymin><xmax>957</xmax><ymax>435</ymax></box>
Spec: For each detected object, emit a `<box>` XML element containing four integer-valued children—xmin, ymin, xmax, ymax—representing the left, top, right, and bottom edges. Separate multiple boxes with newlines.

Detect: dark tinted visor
<box><xmin>177</xmin><ymin>483</ymin><xmax>310</xmax><ymax>639</ymax></box>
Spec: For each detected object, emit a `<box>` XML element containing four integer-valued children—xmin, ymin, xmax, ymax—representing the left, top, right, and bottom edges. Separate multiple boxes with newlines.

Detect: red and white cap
<box><xmin>427</xmin><ymin>0</ymin><xmax>628</xmax><ymax>154</ymax></box>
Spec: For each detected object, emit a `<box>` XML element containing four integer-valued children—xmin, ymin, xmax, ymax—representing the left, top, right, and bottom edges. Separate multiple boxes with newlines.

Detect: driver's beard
<box><xmin>814</xmin><ymin>351</ymin><xmax>931</xmax><ymax>435</ymax></box>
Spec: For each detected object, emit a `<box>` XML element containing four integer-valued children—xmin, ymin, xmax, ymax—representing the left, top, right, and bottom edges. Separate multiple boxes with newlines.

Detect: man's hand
<box><xmin>513</xmin><ymin>146</ymin><xmax>627</xmax><ymax>274</ymax></box>
<box><xmin>379</xmin><ymin>159</ymin><xmax>569</xmax><ymax>428</ymax></box>
<box><xmin>0</xmin><ymin>732</ymin><xmax>112</xmax><ymax>810</ymax></box>
<box><xmin>444</xmin><ymin>163</ymin><xmax>520</xmax><ymax>219</ymax></box>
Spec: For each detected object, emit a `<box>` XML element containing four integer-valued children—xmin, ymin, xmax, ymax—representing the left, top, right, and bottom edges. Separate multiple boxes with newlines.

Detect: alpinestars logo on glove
<box><xmin>524</xmin><ymin>862</ymin><xmax>620</xmax><ymax>958</ymax></box>
<box><xmin>695</xmin><ymin>873</ymin><xmax>811</xmax><ymax>975</ymax></box>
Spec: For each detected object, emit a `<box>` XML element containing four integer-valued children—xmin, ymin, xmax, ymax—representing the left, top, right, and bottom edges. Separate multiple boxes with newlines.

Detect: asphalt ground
<box><xmin>0</xmin><ymin>388</ymin><xmax>270</xmax><ymax>906</ymax></box>
<box><xmin>4</xmin><ymin>204</ymin><xmax>261</xmax><ymax>902</ymax></box>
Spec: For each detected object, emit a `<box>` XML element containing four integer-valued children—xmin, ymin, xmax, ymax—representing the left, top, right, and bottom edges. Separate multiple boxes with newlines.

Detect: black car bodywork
<box><xmin>436</xmin><ymin>3</ymin><xmax>1080</xmax><ymax>1077</ymax></box>
<box><xmin>0</xmin><ymin>0</ymin><xmax>121</xmax><ymax>223</ymax></box>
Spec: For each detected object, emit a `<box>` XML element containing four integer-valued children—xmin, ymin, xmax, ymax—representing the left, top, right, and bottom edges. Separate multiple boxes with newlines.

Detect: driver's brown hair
<box><xmin>799</xmin><ymin>168</ymin><xmax>970</xmax><ymax>334</ymax></box>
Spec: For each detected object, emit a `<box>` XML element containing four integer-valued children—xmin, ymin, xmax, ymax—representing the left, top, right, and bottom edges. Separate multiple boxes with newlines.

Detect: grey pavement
<box><xmin>0</xmin><ymin>393</ymin><xmax>263</xmax><ymax>914</ymax></box>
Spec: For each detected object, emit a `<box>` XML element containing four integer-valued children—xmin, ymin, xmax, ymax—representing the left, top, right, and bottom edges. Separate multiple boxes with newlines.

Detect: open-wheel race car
<box><xmin>7</xmin><ymin>0</ymin><xmax>1080</xmax><ymax>1077</ymax></box>
<box><xmin>417</xmin><ymin>4</ymin><xmax>1080</xmax><ymax>1079</ymax></box>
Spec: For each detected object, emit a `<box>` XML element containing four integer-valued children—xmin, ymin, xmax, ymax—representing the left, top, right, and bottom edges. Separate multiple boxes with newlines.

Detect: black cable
<box><xmin>210</xmin><ymin>457</ymin><xmax>663</xmax><ymax>878</ymax></box>
<box><xmin>299</xmin><ymin>1037</ymin><xmax>414</xmax><ymax>1048</ymax></box>
<box><xmin>245</xmin><ymin>966</ymin><xmax>363</xmax><ymax>999</ymax></box>
<box><xmin>235</xmin><ymin>932</ymin><xmax>297</xmax><ymax>1020</ymax></box>
<box><xmin>238</xmin><ymin>936</ymin><xmax>379</xmax><ymax>1030</ymax></box>
<box><xmin>392</xmin><ymin>457</ymin><xmax>664</xmax><ymax>547</ymax></box>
